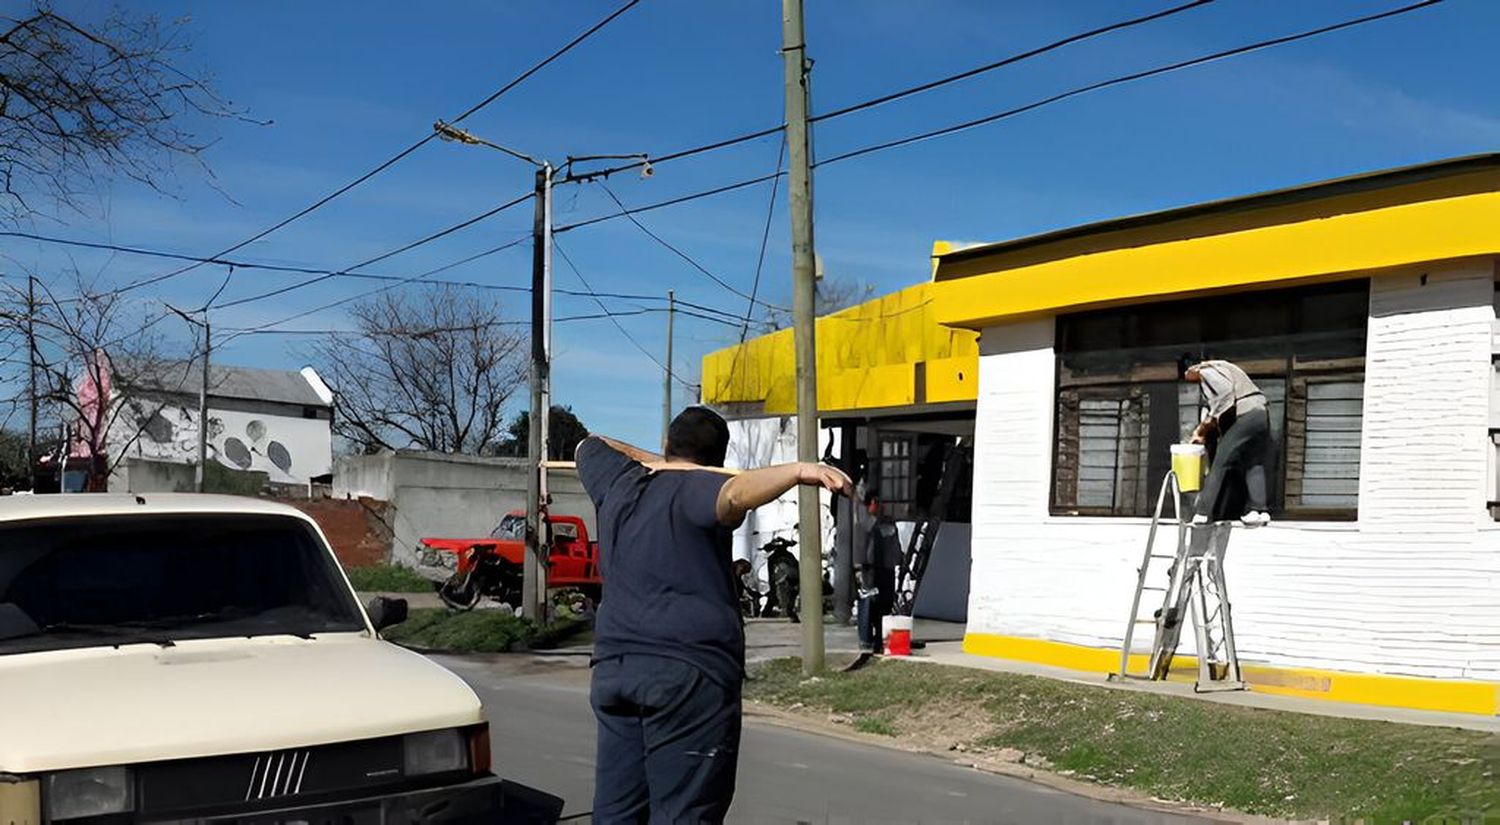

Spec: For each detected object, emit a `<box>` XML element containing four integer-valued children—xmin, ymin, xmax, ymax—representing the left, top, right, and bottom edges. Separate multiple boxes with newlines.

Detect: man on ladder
<box><xmin>1114</xmin><ymin>357</ymin><xmax>1272</xmax><ymax>692</ymax></box>
<box><xmin>1180</xmin><ymin>356</ymin><xmax>1275</xmax><ymax>529</ymax></box>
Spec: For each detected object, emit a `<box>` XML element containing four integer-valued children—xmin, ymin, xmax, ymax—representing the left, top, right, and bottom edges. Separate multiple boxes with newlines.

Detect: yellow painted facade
<box><xmin>963</xmin><ymin>633</ymin><xmax>1500</xmax><ymax>717</ymax></box>
<box><xmin>700</xmin><ymin>282</ymin><xmax>979</xmax><ymax>414</ymax></box>
<box><xmin>933</xmin><ymin>166</ymin><xmax>1500</xmax><ymax>328</ymax></box>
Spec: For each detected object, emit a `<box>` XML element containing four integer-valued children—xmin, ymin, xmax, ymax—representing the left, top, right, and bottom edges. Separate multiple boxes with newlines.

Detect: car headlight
<box><xmin>46</xmin><ymin>767</ymin><xmax>134</xmax><ymax>821</ymax></box>
<box><xmin>403</xmin><ymin>729</ymin><xmax>468</xmax><ymax>776</ymax></box>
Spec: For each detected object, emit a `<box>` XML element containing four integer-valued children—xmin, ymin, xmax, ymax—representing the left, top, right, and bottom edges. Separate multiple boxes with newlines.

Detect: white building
<box><xmin>103</xmin><ymin>361</ymin><xmax>335</xmax><ymax>490</ymax></box>
<box><xmin>705</xmin><ymin>154</ymin><xmax>1500</xmax><ymax>717</ymax></box>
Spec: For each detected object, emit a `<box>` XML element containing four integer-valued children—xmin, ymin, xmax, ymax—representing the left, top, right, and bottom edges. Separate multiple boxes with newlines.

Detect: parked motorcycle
<box><xmin>438</xmin><ymin>543</ymin><xmax>523</xmax><ymax>612</ymax></box>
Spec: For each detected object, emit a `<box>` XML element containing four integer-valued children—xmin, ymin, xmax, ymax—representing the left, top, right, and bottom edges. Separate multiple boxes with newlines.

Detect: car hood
<box><xmin>0</xmin><ymin>634</ymin><xmax>484</xmax><ymax>773</ymax></box>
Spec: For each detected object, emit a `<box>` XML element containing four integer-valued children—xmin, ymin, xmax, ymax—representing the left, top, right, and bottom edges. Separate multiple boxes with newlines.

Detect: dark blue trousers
<box><xmin>590</xmin><ymin>654</ymin><xmax>741</xmax><ymax>824</ymax></box>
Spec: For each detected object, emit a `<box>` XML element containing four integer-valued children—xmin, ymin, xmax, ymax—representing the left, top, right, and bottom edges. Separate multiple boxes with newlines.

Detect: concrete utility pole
<box><xmin>432</xmin><ymin>120</ymin><xmax>554</xmax><ymax>623</ymax></box>
<box><xmin>782</xmin><ymin>0</ymin><xmax>824</xmax><ymax>674</ymax></box>
<box><xmin>662</xmin><ymin>290</ymin><xmax>675</xmax><ymax>448</ymax></box>
<box><xmin>197</xmin><ymin>317</ymin><xmax>210</xmax><ymax>493</ymax></box>
<box><xmin>167</xmin><ymin>304</ymin><xmax>210</xmax><ymax>493</ymax></box>
<box><xmin>26</xmin><ymin>275</ymin><xmax>37</xmax><ymax>492</ymax></box>
<box><xmin>524</xmin><ymin>163</ymin><xmax>555</xmax><ymax>623</ymax></box>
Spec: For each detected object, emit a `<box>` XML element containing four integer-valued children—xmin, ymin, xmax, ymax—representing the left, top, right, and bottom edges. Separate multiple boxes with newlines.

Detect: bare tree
<box><xmin>0</xmin><ymin>272</ymin><xmax>175</xmax><ymax>489</ymax></box>
<box><xmin>0</xmin><ymin>4</ymin><xmax>242</xmax><ymax>223</ymax></box>
<box><xmin>311</xmin><ymin>286</ymin><xmax>528</xmax><ymax>455</ymax></box>
<box><xmin>762</xmin><ymin>275</ymin><xmax>875</xmax><ymax>330</ymax></box>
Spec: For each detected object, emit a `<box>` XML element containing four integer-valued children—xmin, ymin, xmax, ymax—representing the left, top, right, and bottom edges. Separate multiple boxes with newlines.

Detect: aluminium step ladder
<box><xmin>1110</xmin><ymin>470</ymin><xmax>1246</xmax><ymax>692</ymax></box>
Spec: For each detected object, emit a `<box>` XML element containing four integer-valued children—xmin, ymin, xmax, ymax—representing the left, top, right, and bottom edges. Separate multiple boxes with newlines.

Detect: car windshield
<box><xmin>490</xmin><ymin>515</ymin><xmax>524</xmax><ymax>539</ymax></box>
<box><xmin>0</xmin><ymin>513</ymin><xmax>366</xmax><ymax>655</ymax></box>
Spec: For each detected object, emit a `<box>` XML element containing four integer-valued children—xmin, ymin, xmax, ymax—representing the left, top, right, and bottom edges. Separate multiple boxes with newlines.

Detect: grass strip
<box><xmin>746</xmin><ymin>658</ymin><xmax>1499</xmax><ymax>822</ymax></box>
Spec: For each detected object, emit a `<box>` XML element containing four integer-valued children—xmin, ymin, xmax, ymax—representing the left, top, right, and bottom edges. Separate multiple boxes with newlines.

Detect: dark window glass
<box><xmin>0</xmin><ymin>514</ymin><xmax>364</xmax><ymax>654</ymax></box>
<box><xmin>1053</xmin><ymin>279</ymin><xmax>1368</xmax><ymax>519</ymax></box>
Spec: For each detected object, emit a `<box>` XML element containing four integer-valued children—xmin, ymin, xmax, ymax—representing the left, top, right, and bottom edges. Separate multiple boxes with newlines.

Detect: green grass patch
<box><xmin>746</xmin><ymin>658</ymin><xmax>1500</xmax><ymax>822</ymax></box>
<box><xmin>853</xmin><ymin>714</ymin><xmax>896</xmax><ymax>736</ymax></box>
<box><xmin>381</xmin><ymin>607</ymin><xmax>588</xmax><ymax>653</ymax></box>
<box><xmin>344</xmin><ymin>563</ymin><xmax>433</xmax><ymax>593</ymax></box>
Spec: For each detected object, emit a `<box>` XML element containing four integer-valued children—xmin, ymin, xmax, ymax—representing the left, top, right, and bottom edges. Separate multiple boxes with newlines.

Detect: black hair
<box><xmin>1176</xmin><ymin>352</ymin><xmax>1197</xmax><ymax>380</ymax></box>
<box><xmin>665</xmin><ymin>406</ymin><xmax>730</xmax><ymax>467</ymax></box>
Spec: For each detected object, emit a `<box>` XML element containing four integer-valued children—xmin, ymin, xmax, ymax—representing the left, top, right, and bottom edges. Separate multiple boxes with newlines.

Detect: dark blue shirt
<box><xmin>576</xmin><ymin>437</ymin><xmax>743</xmax><ymax>687</ymax></box>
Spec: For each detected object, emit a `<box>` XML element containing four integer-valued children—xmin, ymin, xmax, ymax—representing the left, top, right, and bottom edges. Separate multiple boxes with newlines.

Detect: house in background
<box><xmin>97</xmin><ymin>360</ymin><xmax>335</xmax><ymax>492</ymax></box>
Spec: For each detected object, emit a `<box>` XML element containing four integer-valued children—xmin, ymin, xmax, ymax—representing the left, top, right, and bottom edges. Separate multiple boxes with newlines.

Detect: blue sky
<box><xmin>4</xmin><ymin>0</ymin><xmax>1497</xmax><ymax>449</ymax></box>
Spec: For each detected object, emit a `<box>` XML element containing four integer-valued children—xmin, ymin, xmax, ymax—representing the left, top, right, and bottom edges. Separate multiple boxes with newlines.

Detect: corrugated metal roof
<box><xmin>121</xmin><ymin>360</ymin><xmax>330</xmax><ymax>408</ymax></box>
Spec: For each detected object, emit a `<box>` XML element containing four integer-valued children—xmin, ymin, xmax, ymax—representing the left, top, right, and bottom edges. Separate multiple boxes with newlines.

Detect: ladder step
<box><xmin>1141</xmin><ymin>586</ymin><xmax>1166</xmax><ymax>592</ymax></box>
<box><xmin>1133</xmin><ymin>618</ymin><xmax>1157</xmax><ymax>624</ymax></box>
<box><xmin>1149</xmin><ymin>554</ymin><xmax>1176</xmax><ymax>560</ymax></box>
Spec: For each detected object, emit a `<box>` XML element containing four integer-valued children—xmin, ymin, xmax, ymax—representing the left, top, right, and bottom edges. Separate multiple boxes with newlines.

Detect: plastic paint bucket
<box><xmin>885</xmin><ymin>615</ymin><xmax>912</xmax><ymax>657</ymax></box>
<box><xmin>1170</xmin><ymin>443</ymin><xmax>1206</xmax><ymax>492</ymax></box>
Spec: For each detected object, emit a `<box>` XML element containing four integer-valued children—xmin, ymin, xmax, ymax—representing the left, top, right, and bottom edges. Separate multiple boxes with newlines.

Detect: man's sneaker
<box><xmin>1190</xmin><ymin>514</ymin><xmax>1209</xmax><ymax>526</ymax></box>
<box><xmin>1240</xmin><ymin>511</ymin><xmax>1271</xmax><ymax>528</ymax></box>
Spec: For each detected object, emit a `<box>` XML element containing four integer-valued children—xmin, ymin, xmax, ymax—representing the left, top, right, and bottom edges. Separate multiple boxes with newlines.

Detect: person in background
<box><xmin>1180</xmin><ymin>356</ymin><xmax>1273</xmax><ymax>528</ymax></box>
<box><xmin>854</xmin><ymin>491</ymin><xmax>900</xmax><ymax>653</ymax></box>
<box><xmin>576</xmin><ymin>407</ymin><xmax>853</xmax><ymax>824</ymax></box>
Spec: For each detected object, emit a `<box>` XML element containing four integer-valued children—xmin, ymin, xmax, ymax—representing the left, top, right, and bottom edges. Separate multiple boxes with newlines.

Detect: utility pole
<box><xmin>662</xmin><ymin>290</ymin><xmax>675</xmax><ymax>448</ymax></box>
<box><xmin>432</xmin><ymin>120</ymin><xmax>555</xmax><ymax>623</ymax></box>
<box><xmin>782</xmin><ymin>0</ymin><xmax>824</xmax><ymax>674</ymax></box>
<box><xmin>26</xmin><ymin>275</ymin><xmax>37</xmax><ymax>492</ymax></box>
<box><xmin>167</xmin><ymin>304</ymin><xmax>210</xmax><ymax>493</ymax></box>
<box><xmin>524</xmin><ymin>163</ymin><xmax>555</xmax><ymax>623</ymax></box>
<box><xmin>197</xmin><ymin>317</ymin><xmax>210</xmax><ymax>493</ymax></box>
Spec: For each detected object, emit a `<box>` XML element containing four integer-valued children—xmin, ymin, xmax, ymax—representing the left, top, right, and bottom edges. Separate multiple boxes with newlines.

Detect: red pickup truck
<box><xmin>416</xmin><ymin>511</ymin><xmax>601</xmax><ymax>610</ymax></box>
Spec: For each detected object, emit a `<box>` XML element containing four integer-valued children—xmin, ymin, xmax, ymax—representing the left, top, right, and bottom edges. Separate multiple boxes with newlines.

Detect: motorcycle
<box><xmin>754</xmin><ymin>533</ymin><xmax>835</xmax><ymax>623</ymax></box>
<box><xmin>438</xmin><ymin>543</ymin><xmax>523</xmax><ymax>612</ymax></box>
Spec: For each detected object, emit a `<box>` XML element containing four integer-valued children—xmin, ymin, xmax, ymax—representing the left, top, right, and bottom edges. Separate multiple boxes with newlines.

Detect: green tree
<box><xmin>496</xmin><ymin>405</ymin><xmax>589</xmax><ymax>461</ymax></box>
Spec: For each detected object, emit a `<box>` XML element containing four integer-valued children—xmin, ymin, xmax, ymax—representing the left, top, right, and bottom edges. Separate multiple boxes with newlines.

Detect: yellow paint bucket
<box><xmin>1170</xmin><ymin>444</ymin><xmax>1206</xmax><ymax>492</ymax></box>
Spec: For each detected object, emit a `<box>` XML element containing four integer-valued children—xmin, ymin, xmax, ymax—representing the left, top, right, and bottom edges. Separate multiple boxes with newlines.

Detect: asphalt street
<box><xmin>435</xmin><ymin>654</ymin><xmax>1214</xmax><ymax>825</ymax></box>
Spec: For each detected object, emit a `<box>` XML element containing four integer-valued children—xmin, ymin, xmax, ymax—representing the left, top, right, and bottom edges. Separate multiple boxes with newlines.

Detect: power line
<box><xmin>211</xmin><ymin>190</ymin><xmax>535</xmax><ymax>311</ymax></box>
<box><xmin>220</xmin><ymin>308</ymin><xmax>663</xmax><ymax>337</ymax></box>
<box><xmin>0</xmin><ymin>229</ymin><xmax>698</xmax><ymax>305</ymax></box>
<box><xmin>558</xmin><ymin>0</ymin><xmax>1444</xmax><ymax>233</ymax></box>
<box><xmin>553</xmin><ymin>241</ymin><xmax>699</xmax><ymax>392</ymax></box>
<box><xmin>594</xmin><ymin>181</ymin><xmax>787</xmax><ymax>311</ymax></box>
<box><xmin>715</xmin><ymin>136</ymin><xmax>786</xmax><ymax>401</ymax></box>
<box><xmin>563</xmin><ymin>0</ymin><xmax>1214</xmax><ymax>183</ymax></box>
<box><xmin>556</xmin><ymin>172</ymin><xmax>783</xmax><ymax>232</ymax></box>
<box><xmin>109</xmin><ymin>0</ymin><xmax>644</xmax><ymax>296</ymax></box>
<box><xmin>817</xmin><ymin>0</ymin><xmax>1446</xmax><ymax>167</ymax></box>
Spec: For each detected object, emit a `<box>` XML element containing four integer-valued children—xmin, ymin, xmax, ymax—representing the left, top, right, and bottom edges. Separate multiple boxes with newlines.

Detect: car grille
<box><xmin>137</xmin><ymin>737</ymin><xmax>406</xmax><ymax>817</ymax></box>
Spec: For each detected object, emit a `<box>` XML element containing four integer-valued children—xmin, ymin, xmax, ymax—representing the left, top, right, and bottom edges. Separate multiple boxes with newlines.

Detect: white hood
<box><xmin>0</xmin><ymin>635</ymin><xmax>484</xmax><ymax>773</ymax></box>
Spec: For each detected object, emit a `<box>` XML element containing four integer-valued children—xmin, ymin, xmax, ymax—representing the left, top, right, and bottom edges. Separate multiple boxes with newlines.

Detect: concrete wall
<box><xmin>966</xmin><ymin>261</ymin><xmax>1500</xmax><ymax>682</ymax></box>
<box><xmin>333</xmin><ymin>451</ymin><xmax>594</xmax><ymax>567</ymax></box>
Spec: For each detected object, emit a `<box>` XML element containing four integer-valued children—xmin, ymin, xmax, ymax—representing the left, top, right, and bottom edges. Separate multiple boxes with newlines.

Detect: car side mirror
<box><xmin>366</xmin><ymin>596</ymin><xmax>408</xmax><ymax>632</ymax></box>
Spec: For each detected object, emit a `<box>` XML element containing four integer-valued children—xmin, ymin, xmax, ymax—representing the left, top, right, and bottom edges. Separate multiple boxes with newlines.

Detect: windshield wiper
<box><xmin>37</xmin><ymin>623</ymin><xmax>176</xmax><ymax>647</ymax></box>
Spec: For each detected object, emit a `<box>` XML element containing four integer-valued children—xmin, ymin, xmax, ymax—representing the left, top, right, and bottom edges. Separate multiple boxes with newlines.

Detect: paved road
<box><xmin>436</xmin><ymin>655</ymin><xmax>1213</xmax><ymax>825</ymax></box>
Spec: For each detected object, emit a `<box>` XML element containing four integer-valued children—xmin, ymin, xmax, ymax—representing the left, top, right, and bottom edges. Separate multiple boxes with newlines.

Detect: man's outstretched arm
<box><xmin>588</xmin><ymin>435</ymin><xmax>663</xmax><ymax>465</ymax></box>
<box><xmin>715</xmin><ymin>462</ymin><xmax>852</xmax><ymax>528</ymax></box>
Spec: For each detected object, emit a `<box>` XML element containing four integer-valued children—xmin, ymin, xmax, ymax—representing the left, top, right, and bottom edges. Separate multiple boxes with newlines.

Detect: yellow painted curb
<box><xmin>963</xmin><ymin>633</ymin><xmax>1500</xmax><ymax>717</ymax></box>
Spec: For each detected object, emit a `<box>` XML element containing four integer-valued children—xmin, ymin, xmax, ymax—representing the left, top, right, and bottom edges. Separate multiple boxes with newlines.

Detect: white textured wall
<box><xmin>724</xmin><ymin>417</ymin><xmax>836</xmax><ymax>580</ymax></box>
<box><xmin>968</xmin><ymin>262</ymin><xmax>1500</xmax><ymax>681</ymax></box>
<box><xmin>108</xmin><ymin>401</ymin><xmax>332</xmax><ymax>484</ymax></box>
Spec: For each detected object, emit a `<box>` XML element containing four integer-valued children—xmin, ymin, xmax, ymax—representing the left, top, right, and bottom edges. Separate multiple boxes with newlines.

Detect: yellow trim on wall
<box><xmin>701</xmin><ymin>282</ymin><xmax>979</xmax><ymax>413</ymax></box>
<box><xmin>963</xmin><ymin>633</ymin><xmax>1500</xmax><ymax>717</ymax></box>
<box><xmin>933</xmin><ymin>189</ymin><xmax>1500</xmax><ymax>329</ymax></box>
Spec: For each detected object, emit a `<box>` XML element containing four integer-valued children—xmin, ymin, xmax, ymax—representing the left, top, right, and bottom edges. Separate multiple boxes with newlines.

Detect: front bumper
<box><xmin>148</xmin><ymin>775</ymin><xmax>563</xmax><ymax>825</ymax></box>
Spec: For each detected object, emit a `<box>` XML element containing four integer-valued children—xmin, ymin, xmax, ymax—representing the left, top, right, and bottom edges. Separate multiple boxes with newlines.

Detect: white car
<box><xmin>0</xmin><ymin>494</ymin><xmax>562</xmax><ymax>824</ymax></box>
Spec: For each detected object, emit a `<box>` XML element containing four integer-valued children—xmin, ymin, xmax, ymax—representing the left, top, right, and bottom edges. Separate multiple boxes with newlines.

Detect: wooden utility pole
<box><xmin>662</xmin><ymin>290</ymin><xmax>675</xmax><ymax>448</ymax></box>
<box><xmin>782</xmin><ymin>0</ymin><xmax>824</xmax><ymax>674</ymax></box>
<box><xmin>26</xmin><ymin>275</ymin><xmax>38</xmax><ymax>491</ymax></box>
<box><xmin>524</xmin><ymin>164</ymin><xmax>555</xmax><ymax>623</ymax></box>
